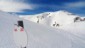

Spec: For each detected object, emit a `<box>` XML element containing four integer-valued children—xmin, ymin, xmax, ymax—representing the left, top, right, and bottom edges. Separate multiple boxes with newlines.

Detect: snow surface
<box><xmin>0</xmin><ymin>10</ymin><xmax>85</xmax><ymax>48</ymax></box>
<box><xmin>59</xmin><ymin>21</ymin><xmax>85</xmax><ymax>48</ymax></box>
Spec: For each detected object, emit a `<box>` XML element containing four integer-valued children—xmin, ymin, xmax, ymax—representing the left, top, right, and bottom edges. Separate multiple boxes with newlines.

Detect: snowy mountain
<box><xmin>20</xmin><ymin>10</ymin><xmax>85</xmax><ymax>27</ymax></box>
<box><xmin>0</xmin><ymin>11</ymin><xmax>85</xmax><ymax>48</ymax></box>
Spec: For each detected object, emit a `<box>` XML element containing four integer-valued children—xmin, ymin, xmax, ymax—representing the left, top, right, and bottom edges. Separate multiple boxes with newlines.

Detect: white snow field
<box><xmin>0</xmin><ymin>10</ymin><xmax>85</xmax><ymax>48</ymax></box>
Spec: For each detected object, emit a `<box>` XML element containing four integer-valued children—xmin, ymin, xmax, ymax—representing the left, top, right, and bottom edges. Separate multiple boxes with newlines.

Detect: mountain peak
<box><xmin>56</xmin><ymin>10</ymin><xmax>72</xmax><ymax>15</ymax></box>
<box><xmin>57</xmin><ymin>10</ymin><xmax>67</xmax><ymax>12</ymax></box>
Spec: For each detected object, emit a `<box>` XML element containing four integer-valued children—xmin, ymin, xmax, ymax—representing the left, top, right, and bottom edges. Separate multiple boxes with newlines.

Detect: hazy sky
<box><xmin>0</xmin><ymin>0</ymin><xmax>85</xmax><ymax>16</ymax></box>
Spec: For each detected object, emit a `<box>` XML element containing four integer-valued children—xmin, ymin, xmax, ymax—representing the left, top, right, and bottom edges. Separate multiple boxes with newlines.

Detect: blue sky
<box><xmin>0</xmin><ymin>0</ymin><xmax>85</xmax><ymax>16</ymax></box>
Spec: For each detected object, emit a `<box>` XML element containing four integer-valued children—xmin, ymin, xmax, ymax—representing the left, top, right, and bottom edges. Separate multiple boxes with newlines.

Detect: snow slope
<box><xmin>1</xmin><ymin>11</ymin><xmax>85</xmax><ymax>48</ymax></box>
<box><xmin>20</xmin><ymin>10</ymin><xmax>80</xmax><ymax>27</ymax></box>
<box><xmin>19</xmin><ymin>10</ymin><xmax>85</xmax><ymax>48</ymax></box>
<box><xmin>0</xmin><ymin>11</ymin><xmax>72</xmax><ymax>48</ymax></box>
<box><xmin>59</xmin><ymin>21</ymin><xmax>85</xmax><ymax>48</ymax></box>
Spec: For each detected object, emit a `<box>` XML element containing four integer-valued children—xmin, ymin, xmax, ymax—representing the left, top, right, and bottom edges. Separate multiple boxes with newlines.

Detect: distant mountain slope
<box><xmin>20</xmin><ymin>10</ymin><xmax>82</xmax><ymax>27</ymax></box>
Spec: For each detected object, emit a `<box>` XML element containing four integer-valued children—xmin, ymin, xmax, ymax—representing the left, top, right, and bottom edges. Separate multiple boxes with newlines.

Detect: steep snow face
<box><xmin>19</xmin><ymin>10</ymin><xmax>79</xmax><ymax>27</ymax></box>
<box><xmin>0</xmin><ymin>11</ymin><xmax>72</xmax><ymax>48</ymax></box>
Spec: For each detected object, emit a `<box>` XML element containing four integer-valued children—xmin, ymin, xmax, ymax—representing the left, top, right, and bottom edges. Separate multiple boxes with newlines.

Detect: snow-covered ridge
<box><xmin>20</xmin><ymin>10</ymin><xmax>85</xmax><ymax>27</ymax></box>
